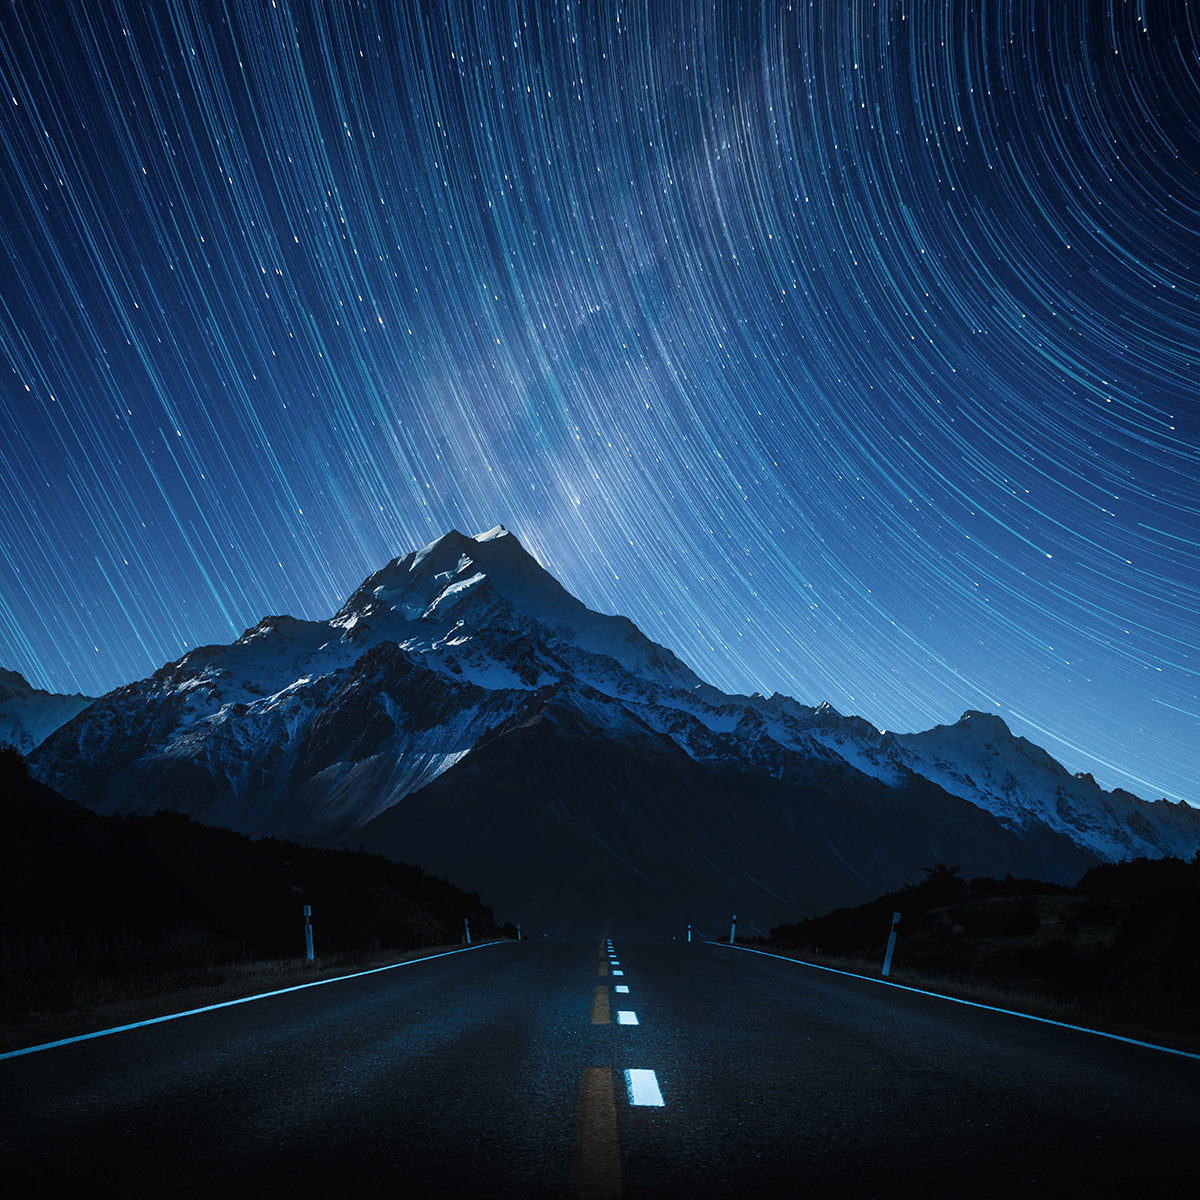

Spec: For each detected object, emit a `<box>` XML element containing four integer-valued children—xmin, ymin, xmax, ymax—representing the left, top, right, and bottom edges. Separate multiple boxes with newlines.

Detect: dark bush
<box><xmin>1075</xmin><ymin>898</ymin><xmax>1124</xmax><ymax>927</ymax></box>
<box><xmin>1077</xmin><ymin>856</ymin><xmax>1200</xmax><ymax>897</ymax></box>
<box><xmin>1001</xmin><ymin>907</ymin><xmax>1042</xmax><ymax>937</ymax></box>
<box><xmin>958</xmin><ymin>900</ymin><xmax>1041</xmax><ymax>938</ymax></box>
<box><xmin>0</xmin><ymin>741</ymin><xmax>29</xmax><ymax>792</ymax></box>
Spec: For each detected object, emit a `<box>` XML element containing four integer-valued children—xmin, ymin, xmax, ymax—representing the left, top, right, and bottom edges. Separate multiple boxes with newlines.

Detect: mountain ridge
<box><xmin>16</xmin><ymin>526</ymin><xmax>1199</xmax><ymax>934</ymax></box>
<box><xmin>0</xmin><ymin>668</ymin><xmax>94</xmax><ymax>755</ymax></box>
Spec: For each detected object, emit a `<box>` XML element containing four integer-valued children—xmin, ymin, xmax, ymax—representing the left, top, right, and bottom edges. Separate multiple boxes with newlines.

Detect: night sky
<box><xmin>1</xmin><ymin>2</ymin><xmax>1197</xmax><ymax>805</ymax></box>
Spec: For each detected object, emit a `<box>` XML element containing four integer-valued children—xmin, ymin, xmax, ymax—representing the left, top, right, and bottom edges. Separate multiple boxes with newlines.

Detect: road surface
<box><xmin>3</xmin><ymin>936</ymin><xmax>1197</xmax><ymax>1197</ymax></box>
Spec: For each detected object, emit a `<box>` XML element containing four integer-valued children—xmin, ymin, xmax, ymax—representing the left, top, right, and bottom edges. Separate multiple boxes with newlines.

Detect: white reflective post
<box><xmin>303</xmin><ymin>904</ymin><xmax>314</xmax><ymax>961</ymax></box>
<box><xmin>882</xmin><ymin>911</ymin><xmax>901</xmax><ymax>976</ymax></box>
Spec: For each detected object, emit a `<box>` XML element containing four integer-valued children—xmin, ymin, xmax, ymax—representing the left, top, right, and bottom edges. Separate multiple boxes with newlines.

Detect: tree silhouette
<box><xmin>0</xmin><ymin>740</ymin><xmax>29</xmax><ymax>795</ymax></box>
<box><xmin>921</xmin><ymin>862</ymin><xmax>962</xmax><ymax>884</ymax></box>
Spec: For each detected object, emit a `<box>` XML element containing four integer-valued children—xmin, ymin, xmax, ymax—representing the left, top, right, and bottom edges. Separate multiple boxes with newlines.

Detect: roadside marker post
<box><xmin>463</xmin><ymin>917</ymin><xmax>471</xmax><ymax>945</ymax></box>
<box><xmin>729</xmin><ymin>914</ymin><xmax>737</xmax><ymax>944</ymax></box>
<box><xmin>882</xmin><ymin>911</ymin><xmax>901</xmax><ymax>977</ymax></box>
<box><xmin>303</xmin><ymin>905</ymin><xmax>314</xmax><ymax>961</ymax></box>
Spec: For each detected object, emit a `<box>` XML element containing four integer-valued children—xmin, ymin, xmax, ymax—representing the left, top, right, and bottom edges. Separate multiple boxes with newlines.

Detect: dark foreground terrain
<box><xmin>766</xmin><ymin>860</ymin><xmax>1200</xmax><ymax>1045</ymax></box>
<box><xmin>0</xmin><ymin>748</ymin><xmax>509</xmax><ymax>1034</ymax></box>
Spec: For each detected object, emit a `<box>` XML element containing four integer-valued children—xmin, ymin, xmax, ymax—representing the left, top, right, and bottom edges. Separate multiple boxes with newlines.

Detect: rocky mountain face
<box><xmin>0</xmin><ymin>668</ymin><xmax>93</xmax><ymax>755</ymax></box>
<box><xmin>22</xmin><ymin>527</ymin><xmax>1200</xmax><ymax>937</ymax></box>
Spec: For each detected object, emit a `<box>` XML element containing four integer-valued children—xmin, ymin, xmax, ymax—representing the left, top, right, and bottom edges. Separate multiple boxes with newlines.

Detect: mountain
<box><xmin>0</xmin><ymin>668</ymin><xmax>94</xmax><ymax>754</ymax></box>
<box><xmin>891</xmin><ymin>711</ymin><xmax>1200</xmax><ymax>862</ymax></box>
<box><xmin>23</xmin><ymin>526</ymin><xmax>1200</xmax><ymax>937</ymax></box>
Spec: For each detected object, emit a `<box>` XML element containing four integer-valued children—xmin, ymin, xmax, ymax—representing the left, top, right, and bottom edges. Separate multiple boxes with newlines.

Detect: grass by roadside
<box><xmin>1</xmin><ymin>780</ymin><xmax>516</xmax><ymax>1056</ymax></box>
<box><xmin>757</xmin><ymin>861</ymin><xmax>1200</xmax><ymax>1057</ymax></box>
<box><xmin>0</xmin><ymin>940</ymin><xmax>509</xmax><ymax>1056</ymax></box>
<box><xmin>733</xmin><ymin>944</ymin><xmax>1200</xmax><ymax>1056</ymax></box>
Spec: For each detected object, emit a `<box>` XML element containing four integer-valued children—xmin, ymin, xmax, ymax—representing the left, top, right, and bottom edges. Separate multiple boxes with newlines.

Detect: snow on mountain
<box><xmin>26</xmin><ymin>528</ymin><xmax>703</xmax><ymax>834</ymax></box>
<box><xmin>0</xmin><ymin>668</ymin><xmax>94</xmax><ymax>754</ymax></box>
<box><xmin>633</xmin><ymin>688</ymin><xmax>1200</xmax><ymax>863</ymax></box>
<box><xmin>891</xmin><ymin>711</ymin><xmax>1200</xmax><ymax>861</ymax></box>
<box><xmin>335</xmin><ymin>526</ymin><xmax>702</xmax><ymax>694</ymax></box>
<box><xmin>22</xmin><ymin>525</ymin><xmax>1200</xmax><ymax>928</ymax></box>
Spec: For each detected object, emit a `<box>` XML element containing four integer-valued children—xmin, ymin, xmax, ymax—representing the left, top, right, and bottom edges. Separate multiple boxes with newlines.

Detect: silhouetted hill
<box><xmin>766</xmin><ymin>858</ymin><xmax>1200</xmax><ymax>1040</ymax></box>
<box><xmin>0</xmin><ymin>747</ymin><xmax>508</xmax><ymax>1022</ymax></box>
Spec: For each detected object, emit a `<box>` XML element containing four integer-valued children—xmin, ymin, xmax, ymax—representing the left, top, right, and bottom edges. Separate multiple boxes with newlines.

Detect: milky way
<box><xmin>1</xmin><ymin>2</ymin><xmax>1197</xmax><ymax>803</ymax></box>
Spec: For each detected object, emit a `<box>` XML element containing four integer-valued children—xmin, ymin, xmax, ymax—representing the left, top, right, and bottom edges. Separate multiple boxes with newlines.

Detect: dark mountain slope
<box><xmin>350</xmin><ymin>688</ymin><xmax>1099</xmax><ymax>937</ymax></box>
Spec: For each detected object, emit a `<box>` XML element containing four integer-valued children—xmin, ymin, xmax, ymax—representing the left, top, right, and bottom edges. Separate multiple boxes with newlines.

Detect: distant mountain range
<box><xmin>0</xmin><ymin>667</ymin><xmax>93</xmax><ymax>754</ymax></box>
<box><xmin>16</xmin><ymin>526</ymin><xmax>1200</xmax><ymax>937</ymax></box>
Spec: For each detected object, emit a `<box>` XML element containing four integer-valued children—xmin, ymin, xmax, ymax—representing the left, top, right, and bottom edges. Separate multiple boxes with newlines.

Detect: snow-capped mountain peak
<box><xmin>333</xmin><ymin>527</ymin><xmax>700</xmax><ymax>692</ymax></box>
<box><xmin>897</xmin><ymin>710</ymin><xmax>1069</xmax><ymax>781</ymax></box>
<box><xmin>337</xmin><ymin>526</ymin><xmax>577</xmax><ymax>627</ymax></box>
<box><xmin>17</xmin><ymin>525</ymin><xmax>1200</xmax><ymax>932</ymax></box>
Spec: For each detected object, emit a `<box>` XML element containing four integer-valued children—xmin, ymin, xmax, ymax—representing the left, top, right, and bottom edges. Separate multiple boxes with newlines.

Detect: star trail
<box><xmin>1</xmin><ymin>2</ymin><xmax>1197</xmax><ymax>804</ymax></box>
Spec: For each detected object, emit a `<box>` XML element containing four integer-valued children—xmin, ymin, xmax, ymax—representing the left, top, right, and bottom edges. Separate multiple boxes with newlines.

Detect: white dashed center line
<box><xmin>615</xmin><ymin>984</ymin><xmax>629</xmax><ymax>993</ymax></box>
<box><xmin>617</xmin><ymin>1010</ymin><xmax>638</xmax><ymax>1024</ymax></box>
<box><xmin>625</xmin><ymin>1069</ymin><xmax>665</xmax><ymax>1106</ymax></box>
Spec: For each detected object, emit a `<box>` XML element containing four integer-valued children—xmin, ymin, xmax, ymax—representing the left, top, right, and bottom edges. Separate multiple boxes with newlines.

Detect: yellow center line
<box><xmin>598</xmin><ymin>960</ymin><xmax>608</xmax><ymax>975</ymax></box>
<box><xmin>591</xmin><ymin>986</ymin><xmax>611</xmax><ymax>1024</ymax></box>
<box><xmin>569</xmin><ymin>1067</ymin><xmax>623</xmax><ymax>1199</ymax></box>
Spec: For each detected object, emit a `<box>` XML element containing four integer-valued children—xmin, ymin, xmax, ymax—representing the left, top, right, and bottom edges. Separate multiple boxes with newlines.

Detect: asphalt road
<box><xmin>3</xmin><ymin>936</ymin><xmax>1198</xmax><ymax>1198</ymax></box>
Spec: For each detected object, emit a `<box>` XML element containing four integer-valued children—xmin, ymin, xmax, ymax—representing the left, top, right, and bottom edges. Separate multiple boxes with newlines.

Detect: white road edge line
<box><xmin>716</xmin><ymin>942</ymin><xmax>1200</xmax><ymax>1061</ymax></box>
<box><xmin>625</xmin><ymin>1068</ymin><xmax>664</xmax><ymax>1106</ymax></box>
<box><xmin>0</xmin><ymin>940</ymin><xmax>509</xmax><ymax>1062</ymax></box>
